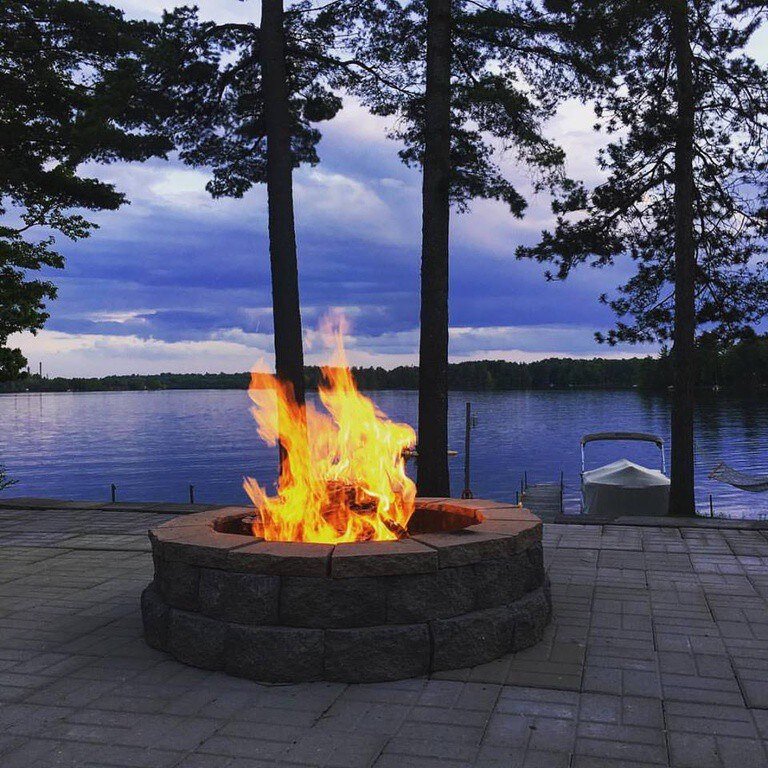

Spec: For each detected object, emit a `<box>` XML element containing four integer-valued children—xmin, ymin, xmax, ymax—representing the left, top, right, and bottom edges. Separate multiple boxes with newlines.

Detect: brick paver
<box><xmin>1</xmin><ymin>506</ymin><xmax>768</xmax><ymax>766</ymax></box>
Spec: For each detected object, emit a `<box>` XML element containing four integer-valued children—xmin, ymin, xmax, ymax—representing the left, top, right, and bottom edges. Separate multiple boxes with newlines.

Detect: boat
<box><xmin>580</xmin><ymin>432</ymin><xmax>670</xmax><ymax>518</ymax></box>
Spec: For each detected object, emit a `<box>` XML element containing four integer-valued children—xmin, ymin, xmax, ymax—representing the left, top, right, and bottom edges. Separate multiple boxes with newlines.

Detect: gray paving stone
<box><xmin>527</xmin><ymin>717</ymin><xmax>576</xmax><ymax>752</ymax></box>
<box><xmin>570</xmin><ymin>758</ymin><xmax>667</xmax><ymax>768</ymax></box>
<box><xmin>174</xmin><ymin>756</ymin><xmax>233</xmax><ymax>768</ymax></box>
<box><xmin>197</xmin><ymin>734</ymin><xmax>290</xmax><ymax>760</ymax></box>
<box><xmin>475</xmin><ymin>744</ymin><xmax>572</xmax><ymax>766</ymax></box>
<box><xmin>482</xmin><ymin>712</ymin><xmax>534</xmax><ymax>747</ymax></box>
<box><xmin>667</xmin><ymin>732</ymin><xmax>721</xmax><ymax>767</ymax></box>
<box><xmin>373</xmin><ymin>756</ymin><xmax>473</xmax><ymax>768</ymax></box>
<box><xmin>738</xmin><ymin>676</ymin><xmax>768</xmax><ymax>708</ymax></box>
<box><xmin>574</xmin><ymin>738</ymin><xmax>667</xmax><ymax>764</ymax></box>
<box><xmin>316</xmin><ymin>699</ymin><xmax>410</xmax><ymax>735</ymax></box>
<box><xmin>716</xmin><ymin>736</ymin><xmax>768</xmax><ymax>768</ymax></box>
<box><xmin>408</xmin><ymin>704</ymin><xmax>489</xmax><ymax>727</ymax></box>
<box><xmin>622</xmin><ymin>697</ymin><xmax>664</xmax><ymax>729</ymax></box>
<box><xmin>7</xmin><ymin>509</ymin><xmax>768</xmax><ymax>767</ymax></box>
<box><xmin>661</xmin><ymin>671</ymin><xmax>745</xmax><ymax>706</ymax></box>
<box><xmin>284</xmin><ymin>730</ymin><xmax>389</xmax><ymax>766</ymax></box>
<box><xmin>381</xmin><ymin>736</ymin><xmax>478</xmax><ymax>762</ymax></box>
<box><xmin>664</xmin><ymin>701</ymin><xmax>758</xmax><ymax>738</ymax></box>
<box><xmin>495</xmin><ymin>690</ymin><xmax>577</xmax><ymax>719</ymax></box>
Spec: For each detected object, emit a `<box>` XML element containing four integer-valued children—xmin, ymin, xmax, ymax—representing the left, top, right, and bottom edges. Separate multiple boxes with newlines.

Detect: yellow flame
<box><xmin>243</xmin><ymin>317</ymin><xmax>417</xmax><ymax>543</ymax></box>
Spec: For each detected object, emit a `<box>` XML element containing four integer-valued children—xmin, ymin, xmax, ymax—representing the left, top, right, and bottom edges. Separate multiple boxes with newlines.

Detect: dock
<box><xmin>522</xmin><ymin>481</ymin><xmax>563</xmax><ymax>521</ymax></box>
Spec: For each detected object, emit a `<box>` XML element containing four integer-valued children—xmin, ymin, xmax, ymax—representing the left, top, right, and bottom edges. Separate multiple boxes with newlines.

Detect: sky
<box><xmin>12</xmin><ymin>1</ymin><xmax>768</xmax><ymax>377</ymax></box>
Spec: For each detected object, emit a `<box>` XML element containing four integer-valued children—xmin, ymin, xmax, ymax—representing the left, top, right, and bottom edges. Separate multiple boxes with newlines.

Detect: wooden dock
<box><xmin>522</xmin><ymin>482</ymin><xmax>563</xmax><ymax>522</ymax></box>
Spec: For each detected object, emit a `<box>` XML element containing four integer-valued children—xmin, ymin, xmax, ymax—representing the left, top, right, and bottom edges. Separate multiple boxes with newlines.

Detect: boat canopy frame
<box><xmin>580</xmin><ymin>432</ymin><xmax>666</xmax><ymax>475</ymax></box>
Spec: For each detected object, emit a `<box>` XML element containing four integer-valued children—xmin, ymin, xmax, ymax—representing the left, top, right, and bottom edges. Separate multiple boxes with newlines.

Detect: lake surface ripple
<box><xmin>1</xmin><ymin>389</ymin><xmax>767</xmax><ymax>519</ymax></box>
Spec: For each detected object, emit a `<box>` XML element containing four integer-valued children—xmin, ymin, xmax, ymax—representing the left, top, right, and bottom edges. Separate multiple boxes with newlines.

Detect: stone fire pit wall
<box><xmin>142</xmin><ymin>499</ymin><xmax>551</xmax><ymax>683</ymax></box>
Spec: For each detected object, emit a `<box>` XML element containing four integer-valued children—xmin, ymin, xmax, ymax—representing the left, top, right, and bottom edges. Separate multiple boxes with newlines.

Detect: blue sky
<box><xmin>14</xmin><ymin>1</ymin><xmax>767</xmax><ymax>377</ymax></box>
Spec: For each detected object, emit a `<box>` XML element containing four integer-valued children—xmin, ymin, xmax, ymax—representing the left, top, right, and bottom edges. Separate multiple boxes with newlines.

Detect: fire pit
<box><xmin>141</xmin><ymin>499</ymin><xmax>550</xmax><ymax>683</ymax></box>
<box><xmin>142</xmin><ymin>320</ymin><xmax>550</xmax><ymax>681</ymax></box>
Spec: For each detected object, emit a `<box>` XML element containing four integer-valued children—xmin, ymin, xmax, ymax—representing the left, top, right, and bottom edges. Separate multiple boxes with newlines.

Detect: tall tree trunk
<box><xmin>260</xmin><ymin>0</ymin><xmax>306</xmax><ymax>410</ymax></box>
<box><xmin>417</xmin><ymin>0</ymin><xmax>452</xmax><ymax>498</ymax></box>
<box><xmin>669</xmin><ymin>0</ymin><xmax>696</xmax><ymax>516</ymax></box>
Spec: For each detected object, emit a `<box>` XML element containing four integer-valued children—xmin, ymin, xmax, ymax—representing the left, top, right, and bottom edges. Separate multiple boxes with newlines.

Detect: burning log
<box><xmin>323</xmin><ymin>481</ymin><xmax>412</xmax><ymax>540</ymax></box>
<box><xmin>325</xmin><ymin>481</ymin><xmax>378</xmax><ymax>516</ymax></box>
<box><xmin>382</xmin><ymin>517</ymin><xmax>410</xmax><ymax>539</ymax></box>
<box><xmin>243</xmin><ymin>317</ymin><xmax>417</xmax><ymax>543</ymax></box>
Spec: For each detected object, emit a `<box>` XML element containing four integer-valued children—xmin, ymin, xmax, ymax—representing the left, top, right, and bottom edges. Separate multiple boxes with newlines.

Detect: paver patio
<box><xmin>1</xmin><ymin>502</ymin><xmax>768</xmax><ymax>767</ymax></box>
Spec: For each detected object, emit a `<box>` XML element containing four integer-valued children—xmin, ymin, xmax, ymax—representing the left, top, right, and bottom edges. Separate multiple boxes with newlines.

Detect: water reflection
<box><xmin>0</xmin><ymin>389</ymin><xmax>767</xmax><ymax>519</ymax></box>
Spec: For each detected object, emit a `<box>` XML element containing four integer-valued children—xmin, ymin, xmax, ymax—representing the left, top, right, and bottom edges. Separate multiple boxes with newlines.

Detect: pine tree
<box><xmin>261</xmin><ymin>0</ymin><xmax>308</xmax><ymax>408</ymax></box>
<box><xmin>333</xmin><ymin>0</ymin><xmax>579</xmax><ymax>495</ymax></box>
<box><xmin>519</xmin><ymin>0</ymin><xmax>768</xmax><ymax>515</ymax></box>
<box><xmin>0</xmin><ymin>0</ymin><xmax>170</xmax><ymax>379</ymax></box>
<box><xmin>419</xmin><ymin>0</ymin><xmax>453</xmax><ymax>497</ymax></box>
<box><xmin>150</xmin><ymin>3</ymin><xmax>344</xmax><ymax>408</ymax></box>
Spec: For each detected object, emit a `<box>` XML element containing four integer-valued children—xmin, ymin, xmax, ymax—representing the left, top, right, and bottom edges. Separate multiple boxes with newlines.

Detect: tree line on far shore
<box><xmin>4</xmin><ymin>334</ymin><xmax>768</xmax><ymax>394</ymax></box>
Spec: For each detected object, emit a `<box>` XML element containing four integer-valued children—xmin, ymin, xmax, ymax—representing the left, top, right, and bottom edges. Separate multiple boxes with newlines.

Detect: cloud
<box><xmin>29</xmin><ymin>1</ymin><xmax>722</xmax><ymax>376</ymax></box>
<box><xmin>118</xmin><ymin>0</ymin><xmax>261</xmax><ymax>23</ymax></box>
<box><xmin>12</xmin><ymin>322</ymin><xmax>653</xmax><ymax>379</ymax></box>
<box><xmin>294</xmin><ymin>169</ymin><xmax>412</xmax><ymax>246</ymax></box>
<box><xmin>12</xmin><ymin>330</ymin><xmax>266</xmax><ymax>377</ymax></box>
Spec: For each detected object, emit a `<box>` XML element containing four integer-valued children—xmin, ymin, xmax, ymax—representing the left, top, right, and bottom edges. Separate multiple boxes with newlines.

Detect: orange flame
<box><xmin>243</xmin><ymin>317</ymin><xmax>417</xmax><ymax>543</ymax></box>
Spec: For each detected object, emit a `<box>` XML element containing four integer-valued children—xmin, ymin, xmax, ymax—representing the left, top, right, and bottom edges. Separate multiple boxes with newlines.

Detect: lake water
<box><xmin>1</xmin><ymin>389</ymin><xmax>767</xmax><ymax>519</ymax></box>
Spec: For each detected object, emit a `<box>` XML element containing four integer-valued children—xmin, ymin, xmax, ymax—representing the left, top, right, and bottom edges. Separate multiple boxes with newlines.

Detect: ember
<box><xmin>243</xmin><ymin>317</ymin><xmax>417</xmax><ymax>544</ymax></box>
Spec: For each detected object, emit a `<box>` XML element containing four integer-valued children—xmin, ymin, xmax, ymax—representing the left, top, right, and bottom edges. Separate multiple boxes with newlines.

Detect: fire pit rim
<box><xmin>149</xmin><ymin>499</ymin><xmax>542</xmax><ymax>579</ymax></box>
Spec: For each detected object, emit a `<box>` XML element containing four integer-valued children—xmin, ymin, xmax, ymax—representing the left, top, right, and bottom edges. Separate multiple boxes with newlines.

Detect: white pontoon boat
<box><xmin>581</xmin><ymin>432</ymin><xmax>670</xmax><ymax>518</ymax></box>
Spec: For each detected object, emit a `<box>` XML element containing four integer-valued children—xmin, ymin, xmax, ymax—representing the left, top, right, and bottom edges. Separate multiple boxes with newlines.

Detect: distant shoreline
<box><xmin>0</xmin><ymin>384</ymin><xmax>768</xmax><ymax>397</ymax></box>
<box><xmin>1</xmin><ymin>352</ymin><xmax>766</xmax><ymax>393</ymax></box>
<box><xmin>2</xmin><ymin>385</ymin><xmax>764</xmax><ymax>395</ymax></box>
<box><xmin>1</xmin><ymin>383</ymin><xmax>649</xmax><ymax>393</ymax></box>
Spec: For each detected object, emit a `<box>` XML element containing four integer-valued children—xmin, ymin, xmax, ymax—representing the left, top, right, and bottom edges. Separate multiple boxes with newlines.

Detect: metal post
<box><xmin>189</xmin><ymin>484</ymin><xmax>195</xmax><ymax>504</ymax></box>
<box><xmin>461</xmin><ymin>402</ymin><xmax>473</xmax><ymax>499</ymax></box>
<box><xmin>560</xmin><ymin>470</ymin><xmax>564</xmax><ymax>514</ymax></box>
<box><xmin>709</xmin><ymin>494</ymin><xmax>714</xmax><ymax>518</ymax></box>
<box><xmin>110</xmin><ymin>484</ymin><xmax>117</xmax><ymax>503</ymax></box>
